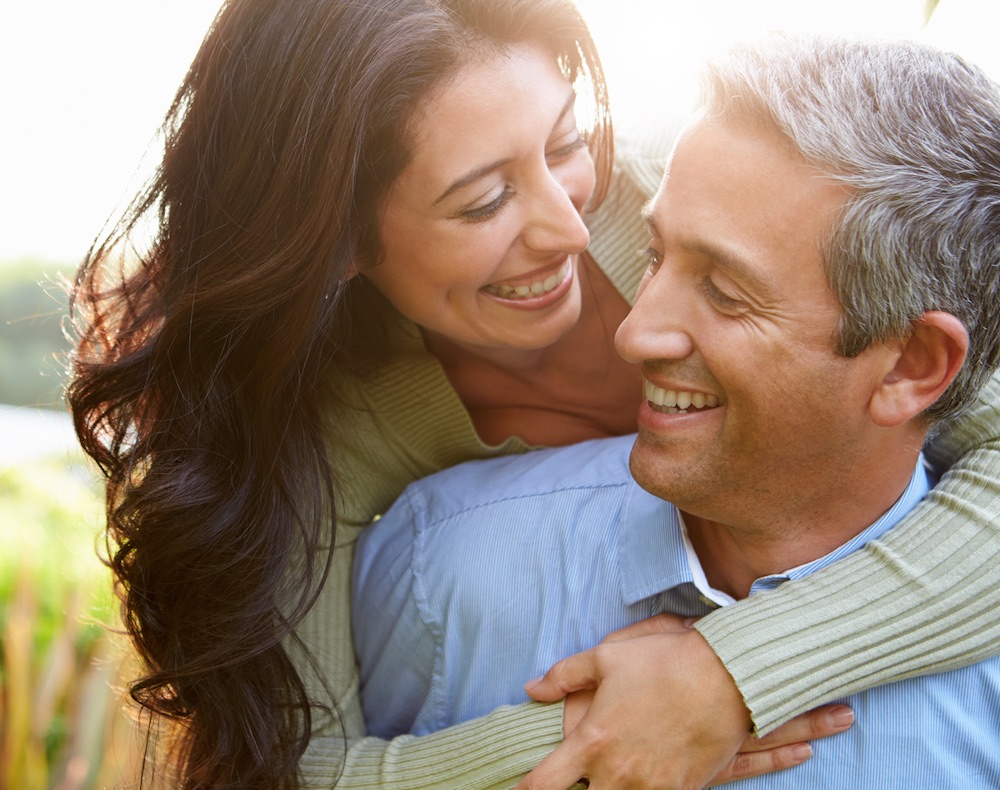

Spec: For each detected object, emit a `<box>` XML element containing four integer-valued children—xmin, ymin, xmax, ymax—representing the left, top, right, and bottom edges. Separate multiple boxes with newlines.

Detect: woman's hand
<box><xmin>706</xmin><ymin>704</ymin><xmax>852</xmax><ymax>786</ymax></box>
<box><xmin>516</xmin><ymin>615</ymin><xmax>853</xmax><ymax>789</ymax></box>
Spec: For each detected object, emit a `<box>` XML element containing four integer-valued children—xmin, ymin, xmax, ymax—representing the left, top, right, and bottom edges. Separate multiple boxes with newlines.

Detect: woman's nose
<box><xmin>522</xmin><ymin>162</ymin><xmax>593</xmax><ymax>254</ymax></box>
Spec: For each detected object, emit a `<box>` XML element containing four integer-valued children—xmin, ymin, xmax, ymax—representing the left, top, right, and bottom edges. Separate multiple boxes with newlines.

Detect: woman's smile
<box><xmin>360</xmin><ymin>40</ymin><xmax>596</xmax><ymax>354</ymax></box>
<box><xmin>480</xmin><ymin>258</ymin><xmax>574</xmax><ymax>306</ymax></box>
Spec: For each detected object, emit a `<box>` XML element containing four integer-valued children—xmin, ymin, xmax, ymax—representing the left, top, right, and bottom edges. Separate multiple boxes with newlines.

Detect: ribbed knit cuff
<box><xmin>695</xmin><ymin>487</ymin><xmax>1000</xmax><ymax>735</ymax></box>
<box><xmin>301</xmin><ymin>701</ymin><xmax>565</xmax><ymax>789</ymax></box>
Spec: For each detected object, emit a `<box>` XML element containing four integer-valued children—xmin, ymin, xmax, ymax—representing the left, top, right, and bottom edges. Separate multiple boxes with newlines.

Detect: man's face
<box><xmin>616</xmin><ymin>115</ymin><xmax>894</xmax><ymax>526</ymax></box>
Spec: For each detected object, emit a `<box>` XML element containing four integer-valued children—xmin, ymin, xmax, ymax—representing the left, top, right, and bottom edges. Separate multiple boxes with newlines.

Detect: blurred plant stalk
<box><xmin>1</xmin><ymin>457</ymin><xmax>142</xmax><ymax>789</ymax></box>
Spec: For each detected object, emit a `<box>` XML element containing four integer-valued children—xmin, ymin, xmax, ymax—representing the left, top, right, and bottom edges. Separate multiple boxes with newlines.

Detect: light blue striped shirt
<box><xmin>353</xmin><ymin>434</ymin><xmax>1000</xmax><ymax>787</ymax></box>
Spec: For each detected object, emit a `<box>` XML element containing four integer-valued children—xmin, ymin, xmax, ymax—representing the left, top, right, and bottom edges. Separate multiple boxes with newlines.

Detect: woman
<box><xmin>68</xmin><ymin>0</ymin><xmax>1000</xmax><ymax>787</ymax></box>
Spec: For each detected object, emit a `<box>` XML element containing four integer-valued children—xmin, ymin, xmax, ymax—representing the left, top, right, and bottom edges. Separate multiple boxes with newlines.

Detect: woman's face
<box><xmin>361</xmin><ymin>41</ymin><xmax>597</xmax><ymax>358</ymax></box>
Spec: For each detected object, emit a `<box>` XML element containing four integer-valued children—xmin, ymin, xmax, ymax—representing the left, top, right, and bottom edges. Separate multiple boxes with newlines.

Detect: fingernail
<box><xmin>682</xmin><ymin>617</ymin><xmax>697</xmax><ymax>628</ymax></box>
<box><xmin>792</xmin><ymin>744</ymin><xmax>813</xmax><ymax>762</ymax></box>
<box><xmin>524</xmin><ymin>677</ymin><xmax>541</xmax><ymax>691</ymax></box>
<box><xmin>829</xmin><ymin>705</ymin><xmax>855</xmax><ymax>729</ymax></box>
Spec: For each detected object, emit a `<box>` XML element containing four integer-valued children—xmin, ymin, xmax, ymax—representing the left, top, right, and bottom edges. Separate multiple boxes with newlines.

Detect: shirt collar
<box><xmin>617</xmin><ymin>480</ymin><xmax>691</xmax><ymax>605</ymax></box>
<box><xmin>617</xmin><ymin>456</ymin><xmax>933</xmax><ymax>606</ymax></box>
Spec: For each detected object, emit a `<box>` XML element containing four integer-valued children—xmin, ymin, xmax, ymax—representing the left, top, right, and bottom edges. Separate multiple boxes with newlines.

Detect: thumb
<box><xmin>602</xmin><ymin>613</ymin><xmax>697</xmax><ymax>643</ymax></box>
<box><xmin>524</xmin><ymin>648</ymin><xmax>603</xmax><ymax>702</ymax></box>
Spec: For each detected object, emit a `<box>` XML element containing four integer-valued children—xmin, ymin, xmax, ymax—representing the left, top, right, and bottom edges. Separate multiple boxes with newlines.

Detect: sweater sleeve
<box><xmin>299</xmin><ymin>703</ymin><xmax>566</xmax><ymax>789</ymax></box>
<box><xmin>695</xmin><ymin>367</ymin><xmax>1000</xmax><ymax>734</ymax></box>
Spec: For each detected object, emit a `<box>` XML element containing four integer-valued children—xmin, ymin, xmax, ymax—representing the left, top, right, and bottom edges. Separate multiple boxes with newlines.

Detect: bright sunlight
<box><xmin>1</xmin><ymin>0</ymin><xmax>997</xmax><ymax>263</ymax></box>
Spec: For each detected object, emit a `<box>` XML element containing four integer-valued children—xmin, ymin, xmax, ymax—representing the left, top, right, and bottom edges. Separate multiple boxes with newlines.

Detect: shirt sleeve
<box><xmin>352</xmin><ymin>491</ymin><xmax>439</xmax><ymax>739</ymax></box>
<box><xmin>309</xmin><ymin>481</ymin><xmax>568</xmax><ymax>788</ymax></box>
<box><xmin>695</xmin><ymin>367</ymin><xmax>1000</xmax><ymax>734</ymax></box>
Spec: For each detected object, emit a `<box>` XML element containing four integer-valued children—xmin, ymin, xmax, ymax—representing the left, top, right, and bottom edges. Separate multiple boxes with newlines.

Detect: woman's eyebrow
<box><xmin>432</xmin><ymin>91</ymin><xmax>578</xmax><ymax>207</ymax></box>
<box><xmin>433</xmin><ymin>157</ymin><xmax>513</xmax><ymax>207</ymax></box>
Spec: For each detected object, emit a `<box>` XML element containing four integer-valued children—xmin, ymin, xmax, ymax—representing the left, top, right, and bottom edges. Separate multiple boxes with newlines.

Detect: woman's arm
<box><xmin>304</xmin><ymin>701</ymin><xmax>845</xmax><ymax>789</ymax></box>
<box><xmin>301</xmin><ymin>497</ymin><xmax>848</xmax><ymax>789</ymax></box>
<box><xmin>699</xmin><ymin>367</ymin><xmax>1000</xmax><ymax>732</ymax></box>
<box><xmin>300</xmin><ymin>704</ymin><xmax>566</xmax><ymax>789</ymax></box>
<box><xmin>520</xmin><ymin>369</ymin><xmax>1000</xmax><ymax>788</ymax></box>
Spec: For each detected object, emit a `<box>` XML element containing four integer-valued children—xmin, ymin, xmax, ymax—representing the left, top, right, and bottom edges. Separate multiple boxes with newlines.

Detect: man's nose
<box><xmin>615</xmin><ymin>267</ymin><xmax>695</xmax><ymax>364</ymax></box>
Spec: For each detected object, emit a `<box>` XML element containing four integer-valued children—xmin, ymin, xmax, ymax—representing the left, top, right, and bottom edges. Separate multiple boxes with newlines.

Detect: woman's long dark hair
<box><xmin>68</xmin><ymin>0</ymin><xmax>611</xmax><ymax>786</ymax></box>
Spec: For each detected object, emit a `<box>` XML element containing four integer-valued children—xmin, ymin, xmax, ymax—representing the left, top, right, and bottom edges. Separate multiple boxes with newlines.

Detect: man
<box><xmin>353</xmin><ymin>35</ymin><xmax>1000</xmax><ymax>787</ymax></box>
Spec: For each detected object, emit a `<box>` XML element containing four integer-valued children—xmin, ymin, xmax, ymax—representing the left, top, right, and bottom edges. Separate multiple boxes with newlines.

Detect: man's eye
<box><xmin>640</xmin><ymin>247</ymin><xmax>662</xmax><ymax>273</ymax></box>
<box><xmin>700</xmin><ymin>276</ymin><xmax>743</xmax><ymax>311</ymax></box>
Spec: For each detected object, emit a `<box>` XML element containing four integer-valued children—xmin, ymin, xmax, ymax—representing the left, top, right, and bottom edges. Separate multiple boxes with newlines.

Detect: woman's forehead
<box><xmin>400</xmin><ymin>43</ymin><xmax>575</xmax><ymax>188</ymax></box>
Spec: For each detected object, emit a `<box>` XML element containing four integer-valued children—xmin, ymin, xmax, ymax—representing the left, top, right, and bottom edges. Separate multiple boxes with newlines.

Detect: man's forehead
<box><xmin>643</xmin><ymin>112</ymin><xmax>850</xmax><ymax>304</ymax></box>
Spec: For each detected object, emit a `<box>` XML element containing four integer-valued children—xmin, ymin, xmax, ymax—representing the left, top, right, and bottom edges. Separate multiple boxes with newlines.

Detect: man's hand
<box><xmin>516</xmin><ymin>615</ymin><xmax>853</xmax><ymax>789</ymax></box>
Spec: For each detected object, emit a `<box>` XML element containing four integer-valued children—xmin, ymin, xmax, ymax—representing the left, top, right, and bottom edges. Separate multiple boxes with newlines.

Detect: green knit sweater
<box><xmin>296</xmin><ymin>124</ymin><xmax>1000</xmax><ymax>788</ymax></box>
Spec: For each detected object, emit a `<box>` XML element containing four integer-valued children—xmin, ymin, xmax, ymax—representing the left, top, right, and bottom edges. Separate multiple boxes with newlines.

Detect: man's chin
<box><xmin>629</xmin><ymin>439</ymin><xmax>678</xmax><ymax>498</ymax></box>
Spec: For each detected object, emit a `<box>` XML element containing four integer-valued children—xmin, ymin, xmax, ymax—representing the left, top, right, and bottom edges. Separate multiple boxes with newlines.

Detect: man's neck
<box><xmin>682</xmin><ymin>452</ymin><xmax>924</xmax><ymax>600</ymax></box>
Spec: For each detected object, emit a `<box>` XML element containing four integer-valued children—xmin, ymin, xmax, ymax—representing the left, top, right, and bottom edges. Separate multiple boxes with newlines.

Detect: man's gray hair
<box><xmin>699</xmin><ymin>34</ymin><xmax>1000</xmax><ymax>421</ymax></box>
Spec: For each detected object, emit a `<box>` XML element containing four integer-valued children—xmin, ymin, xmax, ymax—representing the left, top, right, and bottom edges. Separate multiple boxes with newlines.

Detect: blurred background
<box><xmin>1</xmin><ymin>0</ymin><xmax>996</xmax><ymax>785</ymax></box>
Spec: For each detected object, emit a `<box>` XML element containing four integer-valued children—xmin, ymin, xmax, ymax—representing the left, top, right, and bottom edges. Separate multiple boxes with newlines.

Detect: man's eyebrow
<box><xmin>641</xmin><ymin>209</ymin><xmax>780</xmax><ymax>302</ymax></box>
<box><xmin>432</xmin><ymin>91</ymin><xmax>578</xmax><ymax>208</ymax></box>
<box><xmin>641</xmin><ymin>205</ymin><xmax>659</xmax><ymax>239</ymax></box>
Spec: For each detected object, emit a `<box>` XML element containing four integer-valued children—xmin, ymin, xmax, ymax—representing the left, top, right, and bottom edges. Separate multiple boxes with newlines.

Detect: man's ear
<box><xmin>869</xmin><ymin>311</ymin><xmax>968</xmax><ymax>427</ymax></box>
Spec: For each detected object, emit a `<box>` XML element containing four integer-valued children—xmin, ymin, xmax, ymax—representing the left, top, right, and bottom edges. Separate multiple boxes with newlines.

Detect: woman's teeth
<box><xmin>644</xmin><ymin>379</ymin><xmax>720</xmax><ymax>414</ymax></box>
<box><xmin>484</xmin><ymin>262</ymin><xmax>570</xmax><ymax>299</ymax></box>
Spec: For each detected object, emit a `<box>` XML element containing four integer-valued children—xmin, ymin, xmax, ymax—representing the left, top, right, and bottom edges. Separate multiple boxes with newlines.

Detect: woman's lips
<box><xmin>481</xmin><ymin>260</ymin><xmax>572</xmax><ymax>301</ymax></box>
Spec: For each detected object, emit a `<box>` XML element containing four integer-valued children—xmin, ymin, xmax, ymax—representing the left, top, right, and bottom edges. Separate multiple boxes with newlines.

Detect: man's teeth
<box><xmin>644</xmin><ymin>380</ymin><xmax>720</xmax><ymax>414</ymax></box>
<box><xmin>484</xmin><ymin>262</ymin><xmax>569</xmax><ymax>299</ymax></box>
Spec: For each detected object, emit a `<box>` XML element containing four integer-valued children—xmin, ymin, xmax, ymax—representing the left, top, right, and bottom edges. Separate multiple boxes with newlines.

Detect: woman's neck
<box><xmin>425</xmin><ymin>254</ymin><xmax>642</xmax><ymax>447</ymax></box>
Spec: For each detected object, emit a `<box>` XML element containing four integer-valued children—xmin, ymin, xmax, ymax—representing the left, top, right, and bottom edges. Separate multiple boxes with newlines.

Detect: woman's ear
<box><xmin>869</xmin><ymin>311</ymin><xmax>969</xmax><ymax>427</ymax></box>
<box><xmin>345</xmin><ymin>262</ymin><xmax>361</xmax><ymax>281</ymax></box>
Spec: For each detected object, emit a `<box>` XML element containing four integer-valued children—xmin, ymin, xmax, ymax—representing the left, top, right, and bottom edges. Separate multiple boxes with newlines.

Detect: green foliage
<box><xmin>0</xmin><ymin>259</ymin><xmax>77</xmax><ymax>410</ymax></box>
<box><xmin>0</xmin><ymin>454</ymin><xmax>141</xmax><ymax>788</ymax></box>
<box><xmin>0</xmin><ymin>261</ymin><xmax>145</xmax><ymax>787</ymax></box>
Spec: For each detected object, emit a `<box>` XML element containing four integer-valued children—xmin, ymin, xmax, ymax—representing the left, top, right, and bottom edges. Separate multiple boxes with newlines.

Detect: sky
<box><xmin>1</xmin><ymin>0</ymin><xmax>997</xmax><ymax>265</ymax></box>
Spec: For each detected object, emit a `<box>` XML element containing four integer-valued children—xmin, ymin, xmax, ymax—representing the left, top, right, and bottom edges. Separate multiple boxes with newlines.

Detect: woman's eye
<box><xmin>546</xmin><ymin>136</ymin><xmax>588</xmax><ymax>161</ymax></box>
<box><xmin>461</xmin><ymin>187</ymin><xmax>513</xmax><ymax>222</ymax></box>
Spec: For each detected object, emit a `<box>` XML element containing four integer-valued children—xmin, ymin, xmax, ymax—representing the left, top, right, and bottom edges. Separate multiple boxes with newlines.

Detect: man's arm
<box><xmin>352</xmin><ymin>491</ymin><xmax>439</xmax><ymax>739</ymax></box>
